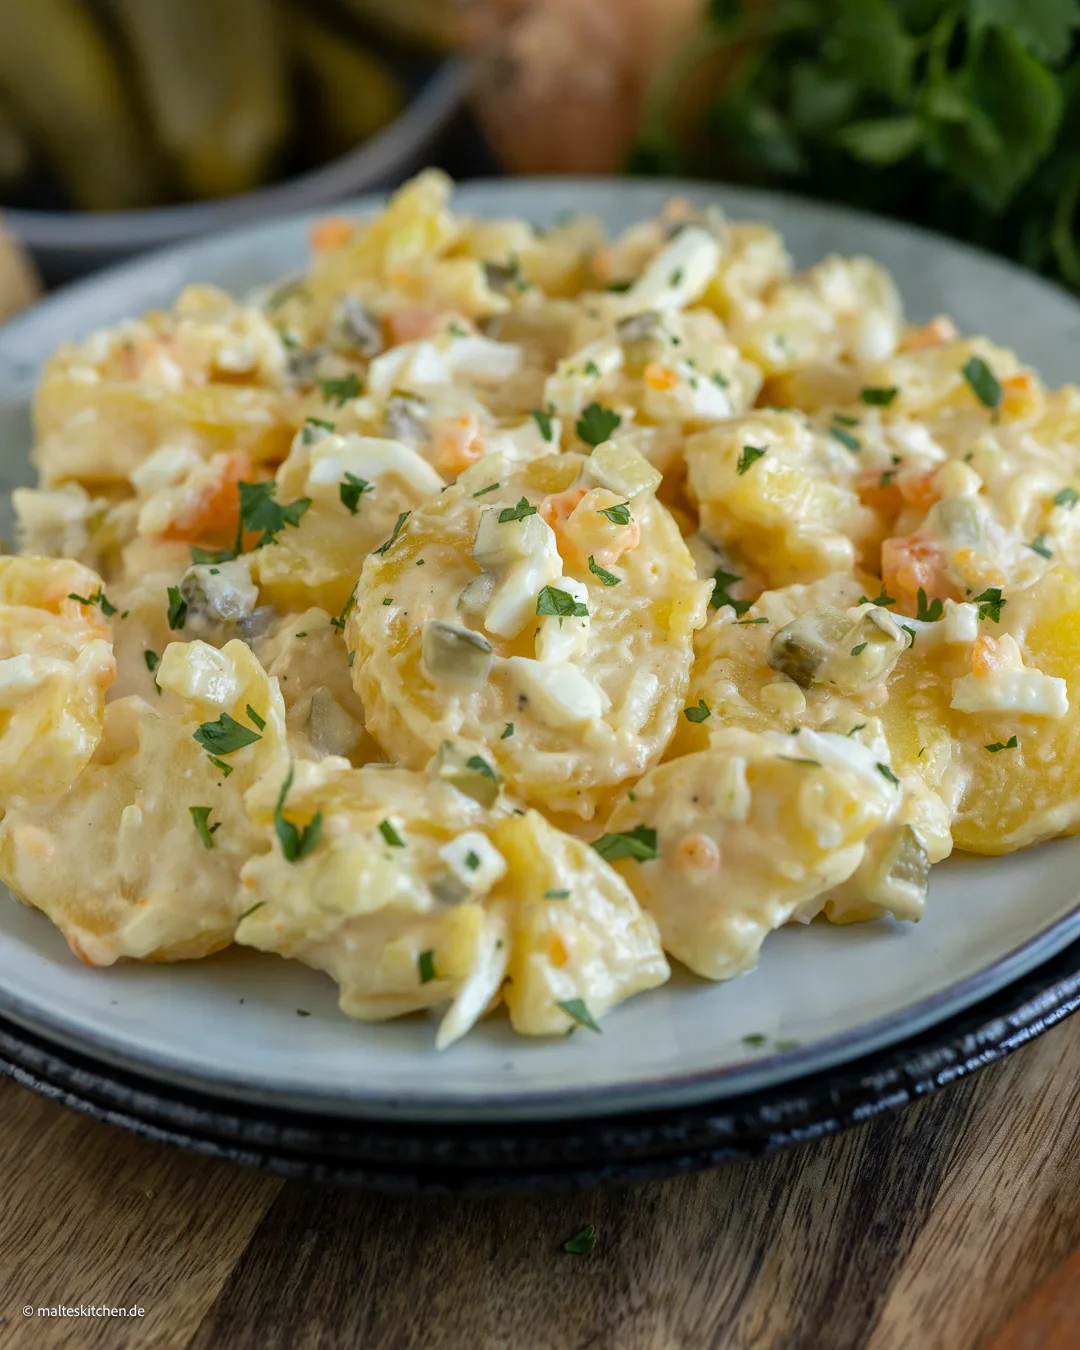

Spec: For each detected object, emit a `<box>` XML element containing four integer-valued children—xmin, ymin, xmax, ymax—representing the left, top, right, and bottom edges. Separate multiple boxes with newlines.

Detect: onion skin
<box><xmin>456</xmin><ymin>0</ymin><xmax>704</xmax><ymax>174</ymax></box>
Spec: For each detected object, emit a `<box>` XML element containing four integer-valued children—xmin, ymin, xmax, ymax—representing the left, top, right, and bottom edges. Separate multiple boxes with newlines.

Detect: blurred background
<box><xmin>2</xmin><ymin>0</ymin><xmax>1080</xmax><ymax>295</ymax></box>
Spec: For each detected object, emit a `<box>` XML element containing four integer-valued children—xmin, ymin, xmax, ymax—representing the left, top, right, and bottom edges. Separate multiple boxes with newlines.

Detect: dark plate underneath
<box><xmin>3</xmin><ymin>939</ymin><xmax>1080</xmax><ymax>1194</ymax></box>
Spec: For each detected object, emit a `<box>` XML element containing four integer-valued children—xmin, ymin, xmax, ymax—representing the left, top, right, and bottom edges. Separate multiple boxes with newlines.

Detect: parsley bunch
<box><xmin>635</xmin><ymin>0</ymin><xmax>1080</xmax><ymax>289</ymax></box>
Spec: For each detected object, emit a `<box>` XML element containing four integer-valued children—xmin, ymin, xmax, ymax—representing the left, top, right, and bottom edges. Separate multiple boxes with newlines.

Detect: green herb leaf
<box><xmin>473</xmin><ymin>482</ymin><xmax>500</xmax><ymax>497</ymax></box>
<box><xmin>576</xmin><ymin>402</ymin><xmax>621</xmax><ymax>447</ymax></box>
<box><xmin>861</xmin><ymin>385</ymin><xmax>899</xmax><ymax>406</ymax></box>
<box><xmin>985</xmin><ymin>734</ymin><xmax>1020</xmax><ymax>752</ymax></box>
<box><xmin>592</xmin><ymin>825</ymin><xmax>658</xmax><ymax>862</ymax></box>
<box><xmin>190</xmin><ymin>546</ymin><xmax>236</xmax><ymax>565</ymax></box>
<box><xmin>962</xmin><ymin>356</ymin><xmax>1004</xmax><ymax>410</ymax></box>
<box><xmin>501</xmin><ymin>722</ymin><xmax>514</xmax><ymax>739</ymax></box>
<box><xmin>558</xmin><ymin>998</ymin><xmax>601</xmax><ymax>1033</ymax></box>
<box><xmin>588</xmin><ymin>555</ymin><xmax>621</xmax><ymax>586</ymax></box>
<box><xmin>339</xmin><ymin>472</ymin><xmax>373</xmax><ymax>515</ymax></box>
<box><xmin>583</xmin><ymin>359</ymin><xmax>601</xmax><ymax>377</ymax></box>
<box><xmin>684</xmin><ymin>699</ymin><xmax>712</xmax><ymax>723</ymax></box>
<box><xmin>851</xmin><ymin>642</ymin><xmax>868</xmax><ymax>656</ymax></box>
<box><xmin>537</xmin><ymin>586</ymin><xmax>588</xmax><ymax>618</ymax></box>
<box><xmin>316</xmin><ymin>372</ymin><xmax>362</xmax><ymax>406</ymax></box>
<box><xmin>207</xmin><ymin>755</ymin><xmax>233</xmax><ymax>777</ymax></box>
<box><xmin>465</xmin><ymin>755</ymin><xmax>498</xmax><ymax>783</ymax></box>
<box><xmin>974</xmin><ymin>587</ymin><xmax>1007</xmax><ymax>622</ymax></box>
<box><xmin>330</xmin><ymin>586</ymin><xmax>356</xmax><ymax>632</ymax></box>
<box><xmin>193</xmin><ymin>712</ymin><xmax>262</xmax><ymax>757</ymax></box>
<box><xmin>245</xmin><ymin>704</ymin><xmax>266</xmax><ymax>731</ymax></box>
<box><xmin>166</xmin><ymin>586</ymin><xmax>188</xmax><ymax>630</ymax></box>
<box><xmin>238</xmin><ymin>480</ymin><xmax>312</xmax><ymax>549</ymax></box>
<box><xmin>1028</xmin><ymin>535</ymin><xmax>1054</xmax><ymax>558</ymax></box>
<box><xmin>598</xmin><ymin>500</ymin><xmax>632</xmax><ymax>525</ymax></box>
<box><xmin>561</xmin><ymin>1224</ymin><xmax>598</xmax><ymax>1255</ymax></box>
<box><xmin>144</xmin><ymin>650</ymin><xmax>159</xmax><ymax>674</ymax></box>
<box><xmin>832</xmin><ymin>0</ymin><xmax>915</xmax><ymax>101</ymax></box>
<box><xmin>374</xmin><ymin>510</ymin><xmax>410</xmax><ymax>555</ymax></box>
<box><xmin>710</xmin><ymin>568</ymin><xmax>751</xmax><ymax>616</ymax></box>
<box><xmin>498</xmin><ymin>497</ymin><xmax>537</xmax><ymax>523</ymax></box>
<box><xmin>876</xmin><ymin>762</ymin><xmax>901</xmax><ymax>786</ymax></box>
<box><xmin>858</xmin><ymin>586</ymin><xmax>896</xmax><ymax>608</ymax></box>
<box><xmin>737</xmin><ymin>444</ymin><xmax>767</xmax><ymax>475</ymax></box>
<box><xmin>735</xmin><ymin>615</ymin><xmax>769</xmax><ymax>624</ymax></box>
<box><xmin>829</xmin><ymin>424</ymin><xmax>860</xmax><ymax>452</ymax></box>
<box><xmin>1054</xmin><ymin>487</ymin><xmax>1079</xmax><ymax>509</ymax></box>
<box><xmin>379</xmin><ymin>819</ymin><xmax>404</xmax><ymax>847</ymax></box>
<box><xmin>189</xmin><ymin>806</ymin><xmax>218</xmax><ymax>851</ymax></box>
<box><xmin>544</xmin><ymin>889</ymin><xmax>571</xmax><ymax>899</ymax></box>
<box><xmin>418</xmin><ymin>950</ymin><xmax>437</xmax><ymax>984</ymax></box>
<box><xmin>916</xmin><ymin>587</ymin><xmax>944</xmax><ymax>622</ymax></box>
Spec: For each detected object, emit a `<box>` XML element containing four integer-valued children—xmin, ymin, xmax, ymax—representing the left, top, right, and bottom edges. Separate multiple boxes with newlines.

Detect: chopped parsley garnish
<box><xmin>847</xmin><ymin>723</ymin><xmax>867</xmax><ymax>736</ymax></box>
<box><xmin>879</xmin><ymin>469</ymin><xmax>897</xmax><ymax>488</ymax></box>
<box><xmin>207</xmin><ymin>755</ymin><xmax>233</xmax><ymax>777</ymax></box>
<box><xmin>829</xmin><ymin>424</ymin><xmax>860</xmax><ymax>452</ymax></box>
<box><xmin>245</xmin><ymin>704</ymin><xmax>265</xmax><ymax>731</ymax></box>
<box><xmin>598</xmin><ymin>500</ymin><xmax>632</xmax><ymax>525</ymax></box>
<box><xmin>588</xmin><ymin>555</ymin><xmax>621</xmax><ymax>587</ymax></box>
<box><xmin>833</xmin><ymin>413</ymin><xmax>860</xmax><ymax>427</ymax></box>
<box><xmin>528</xmin><ymin>407</ymin><xmax>555</xmax><ymax>441</ymax></box>
<box><xmin>576</xmin><ymin>402</ymin><xmax>621</xmax><ymax>447</ymax></box>
<box><xmin>561</xmin><ymin>1224</ymin><xmax>598</xmax><ymax>1255</ymax></box>
<box><xmin>144</xmin><ymin>650</ymin><xmax>159</xmax><ymax>674</ymax></box>
<box><xmin>742</xmin><ymin>1033</ymin><xmax>768</xmax><ymax>1048</ymax></box>
<box><xmin>501</xmin><ymin>722</ymin><xmax>514</xmax><ymax>739</ymax></box>
<box><xmin>1054</xmin><ymin>487</ymin><xmax>1079</xmax><ymax>509</ymax></box>
<box><xmin>1028</xmin><ymin>536</ymin><xmax>1053</xmax><ymax>559</ymax></box>
<box><xmin>238</xmin><ymin>480</ymin><xmax>311</xmax><ymax>549</ymax></box>
<box><xmin>684</xmin><ymin>699</ymin><xmax>711</xmax><ymax>723</ymax></box>
<box><xmin>189</xmin><ymin>806</ymin><xmax>219</xmax><ymax>851</ymax></box>
<box><xmin>239</xmin><ymin>902</ymin><xmax>265</xmax><ymax>921</ymax></box>
<box><xmin>583</xmin><ymin>359</ymin><xmax>601</xmax><ymax>378</ymax></box>
<box><xmin>67</xmin><ymin>587</ymin><xmax>117</xmax><ymax>616</ymax></box>
<box><xmin>605</xmin><ymin>279</ymin><xmax>634</xmax><ymax>292</ymax></box>
<box><xmin>669</xmin><ymin>267</ymin><xmax>684</xmax><ymax>286</ymax></box>
<box><xmin>190</xmin><ymin>545</ymin><xmax>236</xmax><ymax>565</ymax></box>
<box><xmin>382</xmin><ymin>597</ymin><xmax>392</xmax><ymax>606</ymax></box>
<box><xmin>417</xmin><ymin>950</ymin><xmax>437</xmax><ymax>984</ymax></box>
<box><xmin>962</xmin><ymin>357</ymin><xmax>1002</xmax><ymax>411</ymax></box>
<box><xmin>916</xmin><ymin>588</ymin><xmax>944</xmax><ymax>622</ymax></box>
<box><xmin>858</xmin><ymin>586</ymin><xmax>896</xmax><ymax>607</ymax></box>
<box><xmin>558</xmin><ymin>999</ymin><xmax>601</xmax><ymax>1033</ymax></box>
<box><xmin>316</xmin><ymin>372</ymin><xmax>362</xmax><ymax>406</ymax></box>
<box><xmin>778</xmin><ymin>756</ymin><xmax>821</xmax><ymax>767</ymax></box>
<box><xmin>711</xmin><ymin>370</ymin><xmax>729</xmax><ymax>389</ymax></box>
<box><xmin>339</xmin><ymin>472</ymin><xmax>373</xmax><ymax>515</ymax></box>
<box><xmin>466</xmin><ymin>754</ymin><xmax>498</xmax><ymax>783</ymax></box>
<box><xmin>537</xmin><ymin>586</ymin><xmax>588</xmax><ymax>619</ymax></box>
<box><xmin>902</xmin><ymin>624</ymin><xmax>917</xmax><ymax>646</ymax></box>
<box><xmin>544</xmin><ymin>889</ymin><xmax>570</xmax><ymax>899</ymax></box>
<box><xmin>985</xmin><ymin>736</ymin><xmax>1019</xmax><ymax>752</ymax></box>
<box><xmin>498</xmin><ymin>497</ymin><xmax>537</xmax><ymax>523</ymax></box>
<box><xmin>166</xmin><ymin>586</ymin><xmax>188</xmax><ymax>630</ymax></box>
<box><xmin>378</xmin><ymin>819</ymin><xmax>404</xmax><ymax>847</ymax></box>
<box><xmin>296</xmin><ymin>1009</ymin><xmax>310</xmax><ymax>1017</ymax></box>
<box><xmin>330</xmin><ymin>586</ymin><xmax>356</xmax><ymax>632</ymax></box>
<box><xmin>448</xmin><ymin>321</ymin><xmax>468</xmax><ymax>337</ymax></box>
<box><xmin>465</xmin><ymin>850</ymin><xmax>481</xmax><ymax>871</ymax></box>
<box><xmin>302</xmin><ymin>416</ymin><xmax>335</xmax><ymax>443</ymax></box>
<box><xmin>737</xmin><ymin>444</ymin><xmax>767</xmax><ymax>475</ymax></box>
<box><xmin>973</xmin><ymin>587</ymin><xmax>1006</xmax><ymax>623</ymax></box>
<box><xmin>592</xmin><ymin>825</ymin><xmax>658</xmax><ymax>862</ymax></box>
<box><xmin>735</xmin><ymin>616</ymin><xmax>769</xmax><ymax>624</ymax></box>
<box><xmin>860</xmin><ymin>386</ymin><xmax>898</xmax><ymax>406</ymax></box>
<box><xmin>473</xmin><ymin>482</ymin><xmax>500</xmax><ymax>497</ymax></box>
<box><xmin>710</xmin><ymin>568</ymin><xmax>751</xmax><ymax>616</ymax></box>
<box><xmin>876</xmin><ymin>763</ymin><xmax>901</xmax><ymax>786</ymax></box>
<box><xmin>850</xmin><ymin>642</ymin><xmax>867</xmax><ymax>656</ymax></box>
<box><xmin>374</xmin><ymin>510</ymin><xmax>410</xmax><ymax>555</ymax></box>
<box><xmin>193</xmin><ymin>712</ymin><xmax>262</xmax><ymax>757</ymax></box>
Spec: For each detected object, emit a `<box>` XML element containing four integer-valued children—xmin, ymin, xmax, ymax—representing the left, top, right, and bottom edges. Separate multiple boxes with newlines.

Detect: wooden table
<box><xmin>1</xmin><ymin>1014</ymin><xmax>1078</xmax><ymax>1350</ymax></box>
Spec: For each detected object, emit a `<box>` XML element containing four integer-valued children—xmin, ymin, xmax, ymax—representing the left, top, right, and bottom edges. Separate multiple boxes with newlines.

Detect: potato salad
<box><xmin>4</xmin><ymin>172</ymin><xmax>1076</xmax><ymax>1046</ymax></box>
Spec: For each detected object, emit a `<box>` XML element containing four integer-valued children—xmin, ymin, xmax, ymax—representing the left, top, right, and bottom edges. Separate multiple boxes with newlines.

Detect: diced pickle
<box><xmin>431</xmin><ymin>741</ymin><xmax>500</xmax><ymax>808</ymax></box>
<box><xmin>767</xmin><ymin>605</ymin><xmax>907</xmax><ymax>692</ymax></box>
<box><xmin>385</xmin><ymin>391</ymin><xmax>429</xmax><ymax>445</ymax></box>
<box><xmin>472</xmin><ymin>508</ymin><xmax>551</xmax><ymax>573</ymax></box>
<box><xmin>458</xmin><ymin>571</ymin><xmax>495</xmax><ymax>615</ymax></box>
<box><xmin>179</xmin><ymin>559</ymin><xmax>258</xmax><ymax>633</ymax></box>
<box><xmin>828</xmin><ymin>825</ymin><xmax>929</xmax><ymax>924</ymax></box>
<box><xmin>421</xmin><ymin>620</ymin><xmax>494</xmax><ymax>689</ymax></box>
<box><xmin>331</xmin><ymin>296</ymin><xmax>383</xmax><ymax>358</ymax></box>
<box><xmin>766</xmin><ymin>605</ymin><xmax>851</xmax><ymax>688</ymax></box>
<box><xmin>927</xmin><ymin>497</ymin><xmax>981</xmax><ymax>547</ymax></box>
<box><xmin>616</xmin><ymin>310</ymin><xmax>666</xmax><ymax>371</ymax></box>
<box><xmin>583</xmin><ymin>438</ymin><xmax>662</xmax><ymax>499</ymax></box>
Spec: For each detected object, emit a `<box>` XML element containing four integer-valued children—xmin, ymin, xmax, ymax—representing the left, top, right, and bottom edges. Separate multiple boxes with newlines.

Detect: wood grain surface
<box><xmin>1</xmin><ymin>1013</ymin><xmax>1079</xmax><ymax>1349</ymax></box>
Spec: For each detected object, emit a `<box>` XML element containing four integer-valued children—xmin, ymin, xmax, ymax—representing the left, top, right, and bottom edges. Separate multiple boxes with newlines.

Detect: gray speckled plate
<box><xmin>2</xmin><ymin>179</ymin><xmax>1080</xmax><ymax>1125</ymax></box>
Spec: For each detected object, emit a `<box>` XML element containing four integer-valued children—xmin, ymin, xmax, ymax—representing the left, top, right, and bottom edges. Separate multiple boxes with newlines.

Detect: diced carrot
<box><xmin>901</xmin><ymin>315</ymin><xmax>957</xmax><ymax>352</ymax></box>
<box><xmin>309</xmin><ymin>217</ymin><xmax>354</xmax><ymax>252</ymax></box>
<box><xmin>972</xmin><ymin>636</ymin><xmax>1007</xmax><ymax>676</ymax></box>
<box><xmin>539</xmin><ymin>486</ymin><xmax>589</xmax><ymax>534</ymax></box>
<box><xmin>898</xmin><ymin>468</ymin><xmax>940</xmax><ymax>512</ymax></box>
<box><xmin>1001</xmin><ymin>371</ymin><xmax>1040</xmax><ymax>418</ymax></box>
<box><xmin>162</xmin><ymin>453</ymin><xmax>252</xmax><ymax>546</ymax></box>
<box><xmin>856</xmin><ymin>470</ymin><xmax>903</xmax><ymax>517</ymax></box>
<box><xmin>881</xmin><ymin>534</ymin><xmax>959</xmax><ymax>615</ymax></box>
<box><xmin>644</xmin><ymin>361</ymin><xmax>679</xmax><ymax>392</ymax></box>
<box><xmin>433</xmin><ymin>414</ymin><xmax>484</xmax><ymax>476</ymax></box>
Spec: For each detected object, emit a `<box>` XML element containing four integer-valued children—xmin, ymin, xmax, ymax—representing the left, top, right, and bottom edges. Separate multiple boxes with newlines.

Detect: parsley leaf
<box><xmin>598</xmin><ymin>500</ymin><xmax>632</xmax><ymax>525</ymax></box>
<box><xmin>417</xmin><ymin>950</ymin><xmax>437</xmax><ymax>984</ymax></box>
<box><xmin>851</xmin><ymin>642</ymin><xmax>868</xmax><ymax>656</ymax></box>
<box><xmin>583</xmin><ymin>359</ymin><xmax>601</xmax><ymax>377</ymax></box>
<box><xmin>684</xmin><ymin>699</ymin><xmax>712</xmax><ymax>723</ymax></box>
<box><xmin>501</xmin><ymin>722</ymin><xmax>514</xmax><ymax>739</ymax></box>
<box><xmin>379</xmin><ymin>819</ymin><xmax>404</xmax><ymax>847</ymax></box>
<box><xmin>302</xmin><ymin>416</ymin><xmax>335</xmax><ymax>443</ymax></box>
<box><xmin>245</xmin><ymin>704</ymin><xmax>265</xmax><ymax>731</ymax></box>
<box><xmin>189</xmin><ymin>806</ymin><xmax>219</xmax><ymax>851</ymax></box>
<box><xmin>144</xmin><ymin>650</ymin><xmax>159</xmax><ymax>674</ymax></box>
<box><xmin>876</xmin><ymin>763</ymin><xmax>901</xmax><ymax>786</ymax></box>
<box><xmin>829</xmin><ymin>424</ymin><xmax>860</xmax><ymax>452</ymax></box>
<box><xmin>576</xmin><ymin>402</ymin><xmax>621</xmax><ymax>447</ymax></box>
<box><xmin>985</xmin><ymin>735</ymin><xmax>1020</xmax><ymax>752</ymax></box>
<box><xmin>1028</xmin><ymin>535</ymin><xmax>1053</xmax><ymax>558</ymax></box>
<box><xmin>1054</xmin><ymin>487</ymin><xmax>1079</xmax><ymax>509</ymax></box>
<box><xmin>473</xmin><ymin>482</ymin><xmax>500</xmax><ymax>497</ymax></box>
<box><xmin>558</xmin><ymin>998</ymin><xmax>601</xmax><ymax>1033</ymax></box>
<box><xmin>962</xmin><ymin>356</ymin><xmax>1003</xmax><ymax>410</ymax></box>
<box><xmin>193</xmin><ymin>712</ymin><xmax>262</xmax><ymax>757</ymax></box>
<box><xmin>737</xmin><ymin>444</ymin><xmax>767</xmax><ymax>475</ymax></box>
<box><xmin>166</xmin><ymin>586</ymin><xmax>188</xmax><ymax>630</ymax></box>
<box><xmin>529</xmin><ymin>407</ymin><xmax>555</xmax><ymax>441</ymax></box>
<box><xmin>588</xmin><ymin>555</ymin><xmax>621</xmax><ymax>586</ymax></box>
<box><xmin>973</xmin><ymin>587</ymin><xmax>1007</xmax><ymax>622</ymax></box>
<box><xmin>466</xmin><ymin>754</ymin><xmax>498</xmax><ymax>783</ymax></box>
<box><xmin>273</xmin><ymin>766</ymin><xmax>322</xmax><ymax>863</ymax></box>
<box><xmin>316</xmin><ymin>372</ymin><xmax>362</xmax><ymax>406</ymax></box>
<box><xmin>498</xmin><ymin>497</ymin><xmax>537</xmax><ymax>523</ymax></box>
<box><xmin>545</xmin><ymin>889</ymin><xmax>570</xmax><ymax>899</ymax></box>
<box><xmin>68</xmin><ymin>586</ymin><xmax>117</xmax><ymax>616</ymax></box>
<box><xmin>710</xmin><ymin>568</ymin><xmax>751</xmax><ymax>616</ymax></box>
<box><xmin>330</xmin><ymin>586</ymin><xmax>356</xmax><ymax>632</ymax></box>
<box><xmin>858</xmin><ymin>585</ymin><xmax>896</xmax><ymax>607</ymax></box>
<box><xmin>374</xmin><ymin>510</ymin><xmax>410</xmax><ymax>555</ymax></box>
<box><xmin>190</xmin><ymin>545</ymin><xmax>236</xmax><ymax>565</ymax></box>
<box><xmin>537</xmin><ymin>585</ymin><xmax>588</xmax><ymax>618</ymax></box>
<box><xmin>860</xmin><ymin>386</ymin><xmax>898</xmax><ymax>406</ymax></box>
<box><xmin>560</xmin><ymin>1223</ymin><xmax>598</xmax><ymax>1254</ymax></box>
<box><xmin>238</xmin><ymin>481</ymin><xmax>312</xmax><ymax>549</ymax></box>
<box><xmin>592</xmin><ymin>825</ymin><xmax>659</xmax><ymax>862</ymax></box>
<box><xmin>916</xmin><ymin>587</ymin><xmax>944</xmax><ymax>622</ymax></box>
<box><xmin>339</xmin><ymin>472</ymin><xmax>373</xmax><ymax>515</ymax></box>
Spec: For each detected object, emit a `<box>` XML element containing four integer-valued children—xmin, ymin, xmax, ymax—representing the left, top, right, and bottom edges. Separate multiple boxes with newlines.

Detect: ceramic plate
<box><xmin>3</xmin><ymin>179</ymin><xmax>1080</xmax><ymax>1125</ymax></box>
